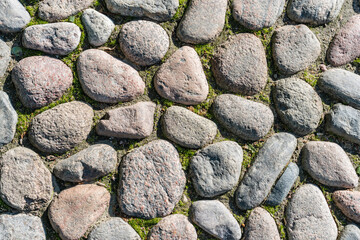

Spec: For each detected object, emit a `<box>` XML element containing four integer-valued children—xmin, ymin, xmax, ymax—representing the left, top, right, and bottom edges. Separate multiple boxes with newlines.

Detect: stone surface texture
<box><xmin>339</xmin><ymin>224</ymin><xmax>360</xmax><ymax>240</ymax></box>
<box><xmin>0</xmin><ymin>91</ymin><xmax>17</xmax><ymax>146</ymax></box>
<box><xmin>0</xmin><ymin>39</ymin><xmax>11</xmax><ymax>77</ymax></box>
<box><xmin>333</xmin><ymin>190</ymin><xmax>360</xmax><ymax>223</ymax></box>
<box><xmin>0</xmin><ymin>0</ymin><xmax>31</xmax><ymax>33</ymax></box>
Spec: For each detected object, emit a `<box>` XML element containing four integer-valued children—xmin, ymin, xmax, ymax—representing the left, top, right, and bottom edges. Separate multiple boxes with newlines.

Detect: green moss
<box><xmin>128</xmin><ymin>218</ymin><xmax>161</xmax><ymax>239</ymax></box>
<box><xmin>172</xmin><ymin>0</ymin><xmax>188</xmax><ymax>21</ymax></box>
<box><xmin>262</xmin><ymin>205</ymin><xmax>281</xmax><ymax>216</ymax></box>
<box><xmin>98</xmin><ymin>172</ymin><xmax>116</xmax><ymax>194</ymax></box>
<box><xmin>302</xmin><ymin>69</ymin><xmax>319</xmax><ymax>87</ymax></box>
<box><xmin>279</xmin><ymin>223</ymin><xmax>286</xmax><ymax>239</ymax></box>
<box><xmin>176</xmin><ymin>146</ymin><xmax>196</xmax><ymax>170</ymax></box>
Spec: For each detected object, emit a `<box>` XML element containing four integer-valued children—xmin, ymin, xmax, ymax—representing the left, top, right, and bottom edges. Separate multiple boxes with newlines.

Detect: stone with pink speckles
<box><xmin>333</xmin><ymin>190</ymin><xmax>360</xmax><ymax>223</ymax></box>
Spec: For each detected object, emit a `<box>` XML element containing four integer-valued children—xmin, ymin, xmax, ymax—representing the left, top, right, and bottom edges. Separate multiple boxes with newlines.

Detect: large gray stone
<box><xmin>333</xmin><ymin>190</ymin><xmax>360</xmax><ymax>223</ymax></box>
<box><xmin>0</xmin><ymin>91</ymin><xmax>17</xmax><ymax>147</ymax></box>
<box><xmin>340</xmin><ymin>224</ymin><xmax>360</xmax><ymax>240</ymax></box>
<box><xmin>0</xmin><ymin>39</ymin><xmax>11</xmax><ymax>77</ymax></box>
<box><xmin>0</xmin><ymin>0</ymin><xmax>31</xmax><ymax>33</ymax></box>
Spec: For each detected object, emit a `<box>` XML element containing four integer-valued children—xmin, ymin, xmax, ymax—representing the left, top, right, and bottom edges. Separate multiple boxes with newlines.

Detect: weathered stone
<box><xmin>96</xmin><ymin>102</ymin><xmax>156</xmax><ymax>139</ymax></box>
<box><xmin>119</xmin><ymin>140</ymin><xmax>186</xmax><ymax>219</ymax></box>
<box><xmin>12</xmin><ymin>56</ymin><xmax>73</xmax><ymax>109</ymax></box>
<box><xmin>49</xmin><ymin>184</ymin><xmax>110</xmax><ymax>240</ymax></box>
<box><xmin>273</xmin><ymin>78</ymin><xmax>323</xmax><ymax>135</ymax></box>
<box><xmin>0</xmin><ymin>147</ymin><xmax>53</xmax><ymax>211</ymax></box>
<box><xmin>154</xmin><ymin>46</ymin><xmax>208</xmax><ymax>105</ymax></box>
<box><xmin>213</xmin><ymin>94</ymin><xmax>274</xmax><ymax>141</ymax></box>
<box><xmin>286</xmin><ymin>184</ymin><xmax>338</xmax><ymax>240</ymax></box>
<box><xmin>236</xmin><ymin>133</ymin><xmax>297</xmax><ymax>210</ymax></box>
<box><xmin>29</xmin><ymin>101</ymin><xmax>94</xmax><ymax>153</ymax></box>
<box><xmin>191</xmin><ymin>200</ymin><xmax>242</xmax><ymax>240</ymax></box>
<box><xmin>212</xmin><ymin>34</ymin><xmax>268</xmax><ymax>95</ymax></box>
<box><xmin>0</xmin><ymin>0</ymin><xmax>31</xmax><ymax>33</ymax></box>
<box><xmin>0</xmin><ymin>91</ymin><xmax>17</xmax><ymax>146</ymax></box>
<box><xmin>333</xmin><ymin>190</ymin><xmax>360</xmax><ymax>223</ymax></box>
<box><xmin>162</xmin><ymin>106</ymin><xmax>217</xmax><ymax>149</ymax></box>
<box><xmin>340</xmin><ymin>224</ymin><xmax>360</xmax><ymax>240</ymax></box>
<box><xmin>22</xmin><ymin>23</ymin><xmax>81</xmax><ymax>55</ymax></box>
<box><xmin>273</xmin><ymin>25</ymin><xmax>321</xmax><ymax>75</ymax></box>
<box><xmin>190</xmin><ymin>141</ymin><xmax>243</xmax><ymax>197</ymax></box>
<box><xmin>0</xmin><ymin>39</ymin><xmax>11</xmax><ymax>77</ymax></box>
<box><xmin>77</xmin><ymin>49</ymin><xmax>145</xmax><ymax>103</ymax></box>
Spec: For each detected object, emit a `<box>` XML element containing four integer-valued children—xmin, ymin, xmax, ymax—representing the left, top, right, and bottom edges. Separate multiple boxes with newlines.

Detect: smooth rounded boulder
<box><xmin>0</xmin><ymin>91</ymin><xmax>17</xmax><ymax>146</ymax></box>
<box><xmin>0</xmin><ymin>0</ymin><xmax>31</xmax><ymax>33</ymax></box>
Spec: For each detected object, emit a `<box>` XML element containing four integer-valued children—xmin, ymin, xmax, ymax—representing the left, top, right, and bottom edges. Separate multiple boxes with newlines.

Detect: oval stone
<box><xmin>0</xmin><ymin>91</ymin><xmax>17</xmax><ymax>146</ymax></box>
<box><xmin>0</xmin><ymin>39</ymin><xmax>11</xmax><ymax>78</ymax></box>
<box><xmin>333</xmin><ymin>190</ymin><xmax>360</xmax><ymax>223</ymax></box>
<box><xmin>0</xmin><ymin>0</ymin><xmax>31</xmax><ymax>33</ymax></box>
<box><xmin>340</xmin><ymin>224</ymin><xmax>360</xmax><ymax>240</ymax></box>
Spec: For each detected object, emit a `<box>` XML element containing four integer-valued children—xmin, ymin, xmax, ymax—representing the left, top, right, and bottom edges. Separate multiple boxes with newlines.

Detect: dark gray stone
<box><xmin>0</xmin><ymin>0</ymin><xmax>31</xmax><ymax>33</ymax></box>
<box><xmin>340</xmin><ymin>224</ymin><xmax>360</xmax><ymax>240</ymax></box>
<box><xmin>333</xmin><ymin>190</ymin><xmax>360</xmax><ymax>223</ymax></box>
<box><xmin>0</xmin><ymin>39</ymin><xmax>11</xmax><ymax>77</ymax></box>
<box><xmin>0</xmin><ymin>91</ymin><xmax>17</xmax><ymax>147</ymax></box>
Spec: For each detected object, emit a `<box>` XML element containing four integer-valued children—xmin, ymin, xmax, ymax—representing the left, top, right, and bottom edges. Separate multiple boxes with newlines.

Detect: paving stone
<box><xmin>213</xmin><ymin>94</ymin><xmax>274</xmax><ymax>141</ymax></box>
<box><xmin>273</xmin><ymin>24</ymin><xmax>321</xmax><ymax>75</ymax></box>
<box><xmin>233</xmin><ymin>0</ymin><xmax>285</xmax><ymax>30</ymax></box>
<box><xmin>212</xmin><ymin>34</ymin><xmax>268</xmax><ymax>95</ymax></box>
<box><xmin>286</xmin><ymin>184</ymin><xmax>338</xmax><ymax>240</ymax></box>
<box><xmin>12</xmin><ymin>56</ymin><xmax>73</xmax><ymax>109</ymax></box>
<box><xmin>119</xmin><ymin>140</ymin><xmax>186</xmax><ymax>219</ymax></box>
<box><xmin>190</xmin><ymin>141</ymin><xmax>243</xmax><ymax>197</ymax></box>
<box><xmin>236</xmin><ymin>133</ymin><xmax>297</xmax><ymax>210</ymax></box>
<box><xmin>88</xmin><ymin>217</ymin><xmax>141</xmax><ymax>240</ymax></box>
<box><xmin>148</xmin><ymin>214</ymin><xmax>197</xmax><ymax>240</ymax></box>
<box><xmin>273</xmin><ymin>78</ymin><xmax>323</xmax><ymax>135</ymax></box>
<box><xmin>119</xmin><ymin>20</ymin><xmax>169</xmax><ymax>66</ymax></box>
<box><xmin>53</xmin><ymin>144</ymin><xmax>117</xmax><ymax>183</ymax></box>
<box><xmin>0</xmin><ymin>39</ymin><xmax>11</xmax><ymax>77</ymax></box>
<box><xmin>154</xmin><ymin>46</ymin><xmax>208</xmax><ymax>105</ymax></box>
<box><xmin>339</xmin><ymin>224</ymin><xmax>360</xmax><ymax>240</ymax></box>
<box><xmin>177</xmin><ymin>0</ymin><xmax>227</xmax><ymax>44</ymax></box>
<box><xmin>0</xmin><ymin>0</ymin><xmax>31</xmax><ymax>33</ymax></box>
<box><xmin>333</xmin><ymin>190</ymin><xmax>360</xmax><ymax>223</ymax></box>
<box><xmin>191</xmin><ymin>200</ymin><xmax>242</xmax><ymax>240</ymax></box>
<box><xmin>162</xmin><ymin>106</ymin><xmax>217</xmax><ymax>149</ymax></box>
<box><xmin>29</xmin><ymin>101</ymin><xmax>94</xmax><ymax>154</ymax></box>
<box><xmin>82</xmin><ymin>9</ymin><xmax>115</xmax><ymax>47</ymax></box>
<box><xmin>77</xmin><ymin>49</ymin><xmax>145</xmax><ymax>103</ymax></box>
<box><xmin>0</xmin><ymin>91</ymin><xmax>17</xmax><ymax>147</ymax></box>
<box><xmin>0</xmin><ymin>147</ymin><xmax>53</xmax><ymax>211</ymax></box>
<box><xmin>22</xmin><ymin>23</ymin><xmax>81</xmax><ymax>55</ymax></box>
<box><xmin>49</xmin><ymin>184</ymin><xmax>110</xmax><ymax>240</ymax></box>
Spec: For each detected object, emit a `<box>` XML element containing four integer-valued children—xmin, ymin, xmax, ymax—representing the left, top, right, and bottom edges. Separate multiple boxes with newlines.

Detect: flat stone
<box><xmin>212</xmin><ymin>34</ymin><xmax>268</xmax><ymax>95</ymax></box>
<box><xmin>12</xmin><ymin>56</ymin><xmax>73</xmax><ymax>109</ymax></box>
<box><xmin>88</xmin><ymin>217</ymin><xmax>141</xmax><ymax>240</ymax></box>
<box><xmin>82</xmin><ymin>9</ymin><xmax>115</xmax><ymax>47</ymax></box>
<box><xmin>0</xmin><ymin>0</ymin><xmax>31</xmax><ymax>33</ymax></box>
<box><xmin>333</xmin><ymin>190</ymin><xmax>360</xmax><ymax>223</ymax></box>
<box><xmin>340</xmin><ymin>224</ymin><xmax>360</xmax><ymax>240</ymax></box>
<box><xmin>104</xmin><ymin>0</ymin><xmax>178</xmax><ymax>21</ymax></box>
<box><xmin>273</xmin><ymin>78</ymin><xmax>323</xmax><ymax>135</ymax></box>
<box><xmin>236</xmin><ymin>133</ymin><xmax>297</xmax><ymax>210</ymax></box>
<box><xmin>0</xmin><ymin>147</ymin><xmax>53</xmax><ymax>211</ymax></box>
<box><xmin>96</xmin><ymin>102</ymin><xmax>156</xmax><ymax>139</ymax></box>
<box><xmin>77</xmin><ymin>49</ymin><xmax>145</xmax><ymax>103</ymax></box>
<box><xmin>22</xmin><ymin>23</ymin><xmax>81</xmax><ymax>55</ymax></box>
<box><xmin>213</xmin><ymin>94</ymin><xmax>274</xmax><ymax>141</ymax></box>
<box><xmin>154</xmin><ymin>46</ymin><xmax>209</xmax><ymax>105</ymax></box>
<box><xmin>148</xmin><ymin>214</ymin><xmax>197</xmax><ymax>240</ymax></box>
<box><xmin>233</xmin><ymin>0</ymin><xmax>285</xmax><ymax>30</ymax></box>
<box><xmin>177</xmin><ymin>0</ymin><xmax>227</xmax><ymax>44</ymax></box>
<box><xmin>0</xmin><ymin>91</ymin><xmax>17</xmax><ymax>146</ymax></box>
<box><xmin>286</xmin><ymin>184</ymin><xmax>338</xmax><ymax>240</ymax></box>
<box><xmin>162</xmin><ymin>106</ymin><xmax>217</xmax><ymax>149</ymax></box>
<box><xmin>118</xmin><ymin>140</ymin><xmax>186</xmax><ymax>219</ymax></box>
<box><xmin>273</xmin><ymin>24</ymin><xmax>321</xmax><ymax>75</ymax></box>
<box><xmin>190</xmin><ymin>141</ymin><xmax>243</xmax><ymax>197</ymax></box>
<box><xmin>191</xmin><ymin>200</ymin><xmax>242</xmax><ymax>240</ymax></box>
<box><xmin>29</xmin><ymin>101</ymin><xmax>94</xmax><ymax>153</ymax></box>
<box><xmin>53</xmin><ymin>144</ymin><xmax>117</xmax><ymax>183</ymax></box>
<box><xmin>0</xmin><ymin>39</ymin><xmax>11</xmax><ymax>77</ymax></box>
<box><xmin>48</xmin><ymin>184</ymin><xmax>110</xmax><ymax>240</ymax></box>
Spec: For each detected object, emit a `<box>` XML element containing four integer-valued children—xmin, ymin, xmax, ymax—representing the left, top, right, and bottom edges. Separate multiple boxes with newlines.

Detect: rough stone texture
<box><xmin>12</xmin><ymin>56</ymin><xmax>73</xmax><ymax>109</ymax></box>
<box><xmin>191</xmin><ymin>200</ymin><xmax>242</xmax><ymax>240</ymax></box>
<box><xmin>96</xmin><ymin>102</ymin><xmax>156</xmax><ymax>139</ymax></box>
<box><xmin>148</xmin><ymin>214</ymin><xmax>197</xmax><ymax>240</ymax></box>
<box><xmin>213</xmin><ymin>94</ymin><xmax>274</xmax><ymax>141</ymax></box>
<box><xmin>53</xmin><ymin>144</ymin><xmax>117</xmax><ymax>183</ymax></box>
<box><xmin>0</xmin><ymin>91</ymin><xmax>17</xmax><ymax>147</ymax></box>
<box><xmin>190</xmin><ymin>141</ymin><xmax>243</xmax><ymax>197</ymax></box>
<box><xmin>22</xmin><ymin>22</ymin><xmax>81</xmax><ymax>55</ymax></box>
<box><xmin>212</xmin><ymin>34</ymin><xmax>268</xmax><ymax>95</ymax></box>
<box><xmin>77</xmin><ymin>49</ymin><xmax>145</xmax><ymax>103</ymax></box>
<box><xmin>88</xmin><ymin>217</ymin><xmax>141</xmax><ymax>240</ymax></box>
<box><xmin>328</xmin><ymin>15</ymin><xmax>360</xmax><ymax>66</ymax></box>
<box><xmin>162</xmin><ymin>106</ymin><xmax>218</xmax><ymax>149</ymax></box>
<box><xmin>236</xmin><ymin>133</ymin><xmax>297</xmax><ymax>210</ymax></box>
<box><xmin>48</xmin><ymin>184</ymin><xmax>110</xmax><ymax>240</ymax></box>
<box><xmin>0</xmin><ymin>39</ymin><xmax>11</xmax><ymax>77</ymax></box>
<box><xmin>82</xmin><ymin>9</ymin><xmax>115</xmax><ymax>47</ymax></box>
<box><xmin>233</xmin><ymin>0</ymin><xmax>285</xmax><ymax>30</ymax></box>
<box><xmin>287</xmin><ymin>0</ymin><xmax>344</xmax><ymax>25</ymax></box>
<box><xmin>0</xmin><ymin>147</ymin><xmax>53</xmax><ymax>211</ymax></box>
<box><xmin>0</xmin><ymin>0</ymin><xmax>31</xmax><ymax>33</ymax></box>
<box><xmin>154</xmin><ymin>46</ymin><xmax>209</xmax><ymax>105</ymax></box>
<box><xmin>118</xmin><ymin>140</ymin><xmax>186</xmax><ymax>219</ymax></box>
<box><xmin>0</xmin><ymin>214</ymin><xmax>46</xmax><ymax>240</ymax></box>
<box><xmin>339</xmin><ymin>224</ymin><xmax>360</xmax><ymax>240</ymax></box>
<box><xmin>286</xmin><ymin>184</ymin><xmax>338</xmax><ymax>240</ymax></box>
<box><xmin>273</xmin><ymin>78</ymin><xmax>323</xmax><ymax>135</ymax></box>
<box><xmin>244</xmin><ymin>207</ymin><xmax>281</xmax><ymax>240</ymax></box>
<box><xmin>38</xmin><ymin>0</ymin><xmax>94</xmax><ymax>22</ymax></box>
<box><xmin>273</xmin><ymin>24</ymin><xmax>321</xmax><ymax>75</ymax></box>
<box><xmin>333</xmin><ymin>190</ymin><xmax>360</xmax><ymax>223</ymax></box>
<box><xmin>265</xmin><ymin>162</ymin><xmax>299</xmax><ymax>206</ymax></box>
<box><xmin>104</xmin><ymin>0</ymin><xmax>178</xmax><ymax>21</ymax></box>
<box><xmin>177</xmin><ymin>0</ymin><xmax>227</xmax><ymax>44</ymax></box>
<box><xmin>29</xmin><ymin>101</ymin><xmax>94</xmax><ymax>154</ymax></box>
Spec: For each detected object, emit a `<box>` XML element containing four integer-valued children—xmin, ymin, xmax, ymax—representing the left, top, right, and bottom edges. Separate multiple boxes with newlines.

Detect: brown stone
<box><xmin>333</xmin><ymin>191</ymin><xmax>360</xmax><ymax>223</ymax></box>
